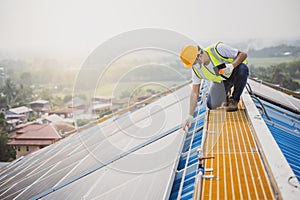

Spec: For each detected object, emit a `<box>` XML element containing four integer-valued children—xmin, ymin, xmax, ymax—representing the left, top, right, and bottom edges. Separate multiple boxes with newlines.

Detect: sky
<box><xmin>0</xmin><ymin>0</ymin><xmax>300</xmax><ymax>59</ymax></box>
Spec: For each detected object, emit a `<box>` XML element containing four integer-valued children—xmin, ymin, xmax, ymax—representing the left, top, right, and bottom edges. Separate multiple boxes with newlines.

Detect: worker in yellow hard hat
<box><xmin>180</xmin><ymin>42</ymin><xmax>248</xmax><ymax>131</ymax></box>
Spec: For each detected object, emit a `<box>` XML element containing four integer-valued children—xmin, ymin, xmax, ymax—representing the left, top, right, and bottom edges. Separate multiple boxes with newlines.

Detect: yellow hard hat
<box><xmin>180</xmin><ymin>45</ymin><xmax>198</xmax><ymax>68</ymax></box>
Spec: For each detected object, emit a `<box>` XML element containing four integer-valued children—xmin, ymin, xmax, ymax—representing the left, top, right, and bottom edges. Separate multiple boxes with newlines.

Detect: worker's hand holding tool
<box><xmin>218</xmin><ymin>63</ymin><xmax>234</xmax><ymax>77</ymax></box>
<box><xmin>182</xmin><ymin>114</ymin><xmax>193</xmax><ymax>131</ymax></box>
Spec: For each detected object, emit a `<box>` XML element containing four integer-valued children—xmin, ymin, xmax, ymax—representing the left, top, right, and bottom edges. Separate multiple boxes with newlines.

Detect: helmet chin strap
<box><xmin>197</xmin><ymin>46</ymin><xmax>203</xmax><ymax>54</ymax></box>
<box><xmin>201</xmin><ymin>51</ymin><xmax>210</xmax><ymax>66</ymax></box>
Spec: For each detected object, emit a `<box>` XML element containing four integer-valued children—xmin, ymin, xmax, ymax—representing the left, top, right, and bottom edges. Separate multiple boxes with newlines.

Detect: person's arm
<box><xmin>182</xmin><ymin>84</ymin><xmax>200</xmax><ymax>131</ymax></box>
<box><xmin>219</xmin><ymin>50</ymin><xmax>248</xmax><ymax>76</ymax></box>
<box><xmin>231</xmin><ymin>50</ymin><xmax>247</xmax><ymax>68</ymax></box>
<box><xmin>189</xmin><ymin>84</ymin><xmax>200</xmax><ymax>115</ymax></box>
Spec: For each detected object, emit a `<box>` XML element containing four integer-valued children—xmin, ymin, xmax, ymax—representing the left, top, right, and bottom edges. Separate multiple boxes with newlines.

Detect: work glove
<box><xmin>182</xmin><ymin>114</ymin><xmax>193</xmax><ymax>131</ymax></box>
<box><xmin>219</xmin><ymin>63</ymin><xmax>234</xmax><ymax>77</ymax></box>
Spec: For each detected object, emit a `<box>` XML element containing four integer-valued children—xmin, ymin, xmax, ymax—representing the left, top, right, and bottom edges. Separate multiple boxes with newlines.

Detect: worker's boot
<box><xmin>226</xmin><ymin>99</ymin><xmax>238</xmax><ymax>112</ymax></box>
<box><xmin>223</xmin><ymin>95</ymin><xmax>230</xmax><ymax>107</ymax></box>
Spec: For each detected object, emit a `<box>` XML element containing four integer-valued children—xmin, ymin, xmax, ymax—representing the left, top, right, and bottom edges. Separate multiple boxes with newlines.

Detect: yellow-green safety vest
<box><xmin>192</xmin><ymin>42</ymin><xmax>247</xmax><ymax>83</ymax></box>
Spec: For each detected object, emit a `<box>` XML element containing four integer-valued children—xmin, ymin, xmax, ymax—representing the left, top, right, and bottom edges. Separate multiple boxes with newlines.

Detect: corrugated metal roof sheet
<box><xmin>253</xmin><ymin>98</ymin><xmax>300</xmax><ymax>182</ymax></box>
<box><xmin>247</xmin><ymin>79</ymin><xmax>300</xmax><ymax>185</ymax></box>
<box><xmin>9</xmin><ymin>106</ymin><xmax>32</xmax><ymax>114</ymax></box>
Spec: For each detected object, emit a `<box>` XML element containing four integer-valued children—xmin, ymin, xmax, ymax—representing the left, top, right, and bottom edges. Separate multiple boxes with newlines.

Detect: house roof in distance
<box><xmin>29</xmin><ymin>100</ymin><xmax>49</xmax><ymax>105</ymax></box>
<box><xmin>9</xmin><ymin>106</ymin><xmax>32</xmax><ymax>114</ymax></box>
<box><xmin>9</xmin><ymin>123</ymin><xmax>62</xmax><ymax>140</ymax></box>
<box><xmin>42</xmin><ymin>114</ymin><xmax>65</xmax><ymax>123</ymax></box>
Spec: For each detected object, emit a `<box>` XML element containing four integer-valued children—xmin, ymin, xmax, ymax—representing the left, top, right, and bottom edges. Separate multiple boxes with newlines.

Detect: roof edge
<box><xmin>242</xmin><ymin>89</ymin><xmax>300</xmax><ymax>199</ymax></box>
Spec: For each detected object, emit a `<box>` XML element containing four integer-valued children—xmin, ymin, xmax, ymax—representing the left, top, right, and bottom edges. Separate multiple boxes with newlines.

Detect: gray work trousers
<box><xmin>206</xmin><ymin>63</ymin><xmax>249</xmax><ymax>109</ymax></box>
<box><xmin>206</xmin><ymin>81</ymin><xmax>227</xmax><ymax>109</ymax></box>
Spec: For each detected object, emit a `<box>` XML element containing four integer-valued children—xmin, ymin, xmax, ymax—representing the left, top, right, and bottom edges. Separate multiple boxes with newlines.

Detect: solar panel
<box><xmin>0</xmin><ymin>84</ymin><xmax>192</xmax><ymax>199</ymax></box>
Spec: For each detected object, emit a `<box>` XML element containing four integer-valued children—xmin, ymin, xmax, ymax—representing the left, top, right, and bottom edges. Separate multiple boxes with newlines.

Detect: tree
<box><xmin>1</xmin><ymin>78</ymin><xmax>33</xmax><ymax>108</ymax></box>
<box><xmin>0</xmin><ymin>96</ymin><xmax>8</xmax><ymax>110</ymax></box>
<box><xmin>2</xmin><ymin>78</ymin><xmax>17</xmax><ymax>107</ymax></box>
<box><xmin>269</xmin><ymin>66</ymin><xmax>300</xmax><ymax>90</ymax></box>
<box><xmin>0</xmin><ymin>112</ymin><xmax>6</xmax><ymax>133</ymax></box>
<box><xmin>270</xmin><ymin>66</ymin><xmax>285</xmax><ymax>83</ymax></box>
<box><xmin>63</xmin><ymin>95</ymin><xmax>73</xmax><ymax>104</ymax></box>
<box><xmin>20</xmin><ymin>72</ymin><xmax>32</xmax><ymax>85</ymax></box>
<box><xmin>0</xmin><ymin>112</ymin><xmax>16</xmax><ymax>162</ymax></box>
<box><xmin>286</xmin><ymin>60</ymin><xmax>300</xmax><ymax>79</ymax></box>
<box><xmin>39</xmin><ymin>88</ymin><xmax>52</xmax><ymax>100</ymax></box>
<box><xmin>250</xmin><ymin>60</ymin><xmax>300</xmax><ymax>91</ymax></box>
<box><xmin>0</xmin><ymin>134</ymin><xmax>16</xmax><ymax>162</ymax></box>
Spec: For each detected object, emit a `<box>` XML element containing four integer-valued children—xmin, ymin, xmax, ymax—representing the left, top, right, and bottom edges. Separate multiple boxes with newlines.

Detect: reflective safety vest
<box><xmin>192</xmin><ymin>42</ymin><xmax>247</xmax><ymax>83</ymax></box>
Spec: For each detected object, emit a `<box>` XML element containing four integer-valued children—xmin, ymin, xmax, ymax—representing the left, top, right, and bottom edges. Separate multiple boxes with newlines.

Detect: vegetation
<box><xmin>248</xmin><ymin>44</ymin><xmax>300</xmax><ymax>58</ymax></box>
<box><xmin>250</xmin><ymin>59</ymin><xmax>300</xmax><ymax>91</ymax></box>
<box><xmin>95</xmin><ymin>81</ymin><xmax>180</xmax><ymax>99</ymax></box>
<box><xmin>76</xmin><ymin>119</ymin><xmax>90</xmax><ymax>127</ymax></box>
<box><xmin>98</xmin><ymin>108</ymin><xmax>113</xmax><ymax>118</ymax></box>
<box><xmin>0</xmin><ymin>78</ymin><xmax>32</xmax><ymax>109</ymax></box>
<box><xmin>0</xmin><ymin>112</ymin><xmax>16</xmax><ymax>161</ymax></box>
<box><xmin>248</xmin><ymin>57</ymin><xmax>298</xmax><ymax>67</ymax></box>
<box><xmin>0</xmin><ymin>134</ymin><xmax>16</xmax><ymax>162</ymax></box>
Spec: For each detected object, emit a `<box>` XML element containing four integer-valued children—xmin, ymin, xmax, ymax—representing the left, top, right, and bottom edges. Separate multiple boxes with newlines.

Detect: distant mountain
<box><xmin>248</xmin><ymin>44</ymin><xmax>300</xmax><ymax>58</ymax></box>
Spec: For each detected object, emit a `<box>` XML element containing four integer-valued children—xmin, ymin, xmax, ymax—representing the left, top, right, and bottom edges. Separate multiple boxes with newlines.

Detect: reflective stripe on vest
<box><xmin>203</xmin><ymin>42</ymin><xmax>247</xmax><ymax>79</ymax></box>
<box><xmin>192</xmin><ymin>42</ymin><xmax>247</xmax><ymax>83</ymax></box>
<box><xmin>192</xmin><ymin>65</ymin><xmax>223</xmax><ymax>83</ymax></box>
<box><xmin>205</xmin><ymin>42</ymin><xmax>247</xmax><ymax>66</ymax></box>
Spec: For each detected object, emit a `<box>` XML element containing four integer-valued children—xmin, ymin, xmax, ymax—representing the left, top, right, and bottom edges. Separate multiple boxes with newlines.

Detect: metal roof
<box><xmin>246</xmin><ymin>79</ymin><xmax>300</xmax><ymax>183</ymax></box>
<box><xmin>8</xmin><ymin>106</ymin><xmax>32</xmax><ymax>115</ymax></box>
<box><xmin>42</xmin><ymin>114</ymin><xmax>65</xmax><ymax>123</ymax></box>
<box><xmin>251</xmin><ymin>95</ymin><xmax>300</xmax><ymax>183</ymax></box>
<box><xmin>29</xmin><ymin>100</ymin><xmax>49</xmax><ymax>105</ymax></box>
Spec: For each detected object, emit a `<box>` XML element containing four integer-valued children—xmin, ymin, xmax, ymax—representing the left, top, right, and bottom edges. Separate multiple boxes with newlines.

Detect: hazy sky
<box><xmin>1</xmin><ymin>0</ymin><xmax>300</xmax><ymax>59</ymax></box>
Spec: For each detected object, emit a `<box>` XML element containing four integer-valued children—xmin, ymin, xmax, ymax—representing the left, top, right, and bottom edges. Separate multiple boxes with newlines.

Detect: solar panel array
<box><xmin>248</xmin><ymin>79</ymin><xmax>300</xmax><ymax>114</ymax></box>
<box><xmin>0</xmin><ymin>85</ymin><xmax>192</xmax><ymax>199</ymax></box>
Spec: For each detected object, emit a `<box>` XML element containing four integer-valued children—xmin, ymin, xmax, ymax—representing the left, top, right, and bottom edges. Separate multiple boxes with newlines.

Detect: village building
<box><xmin>91</xmin><ymin>96</ymin><xmax>114</xmax><ymax>104</ymax></box>
<box><xmin>48</xmin><ymin>108</ymin><xmax>73</xmax><ymax>119</ymax></box>
<box><xmin>7</xmin><ymin>123</ymin><xmax>62</xmax><ymax>158</ymax></box>
<box><xmin>8</xmin><ymin>106</ymin><xmax>32</xmax><ymax>120</ymax></box>
<box><xmin>29</xmin><ymin>100</ymin><xmax>52</xmax><ymax>117</ymax></box>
